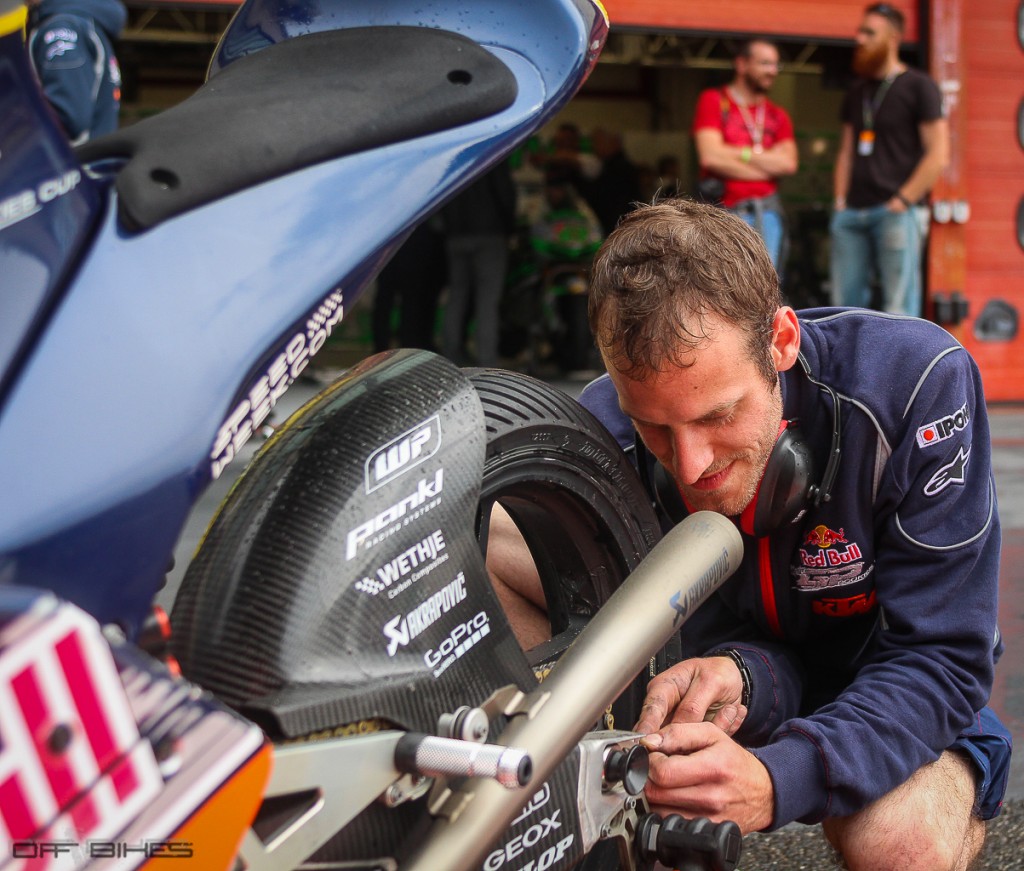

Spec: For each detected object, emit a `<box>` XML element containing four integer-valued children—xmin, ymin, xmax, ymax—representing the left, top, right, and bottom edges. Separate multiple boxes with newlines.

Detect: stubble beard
<box><xmin>677</xmin><ymin>385</ymin><xmax>783</xmax><ymax>518</ymax></box>
<box><xmin>743</xmin><ymin>70</ymin><xmax>770</xmax><ymax>96</ymax></box>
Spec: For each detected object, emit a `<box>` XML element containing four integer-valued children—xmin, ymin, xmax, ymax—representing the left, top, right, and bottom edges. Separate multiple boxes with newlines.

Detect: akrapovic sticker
<box><xmin>383</xmin><ymin>571</ymin><xmax>466</xmax><ymax>656</ymax></box>
<box><xmin>366</xmin><ymin>415</ymin><xmax>441</xmax><ymax>493</ymax></box>
<box><xmin>211</xmin><ymin>290</ymin><xmax>344</xmax><ymax>479</ymax></box>
<box><xmin>354</xmin><ymin>529</ymin><xmax>448</xmax><ymax>597</ymax></box>
<box><xmin>916</xmin><ymin>402</ymin><xmax>970</xmax><ymax>449</ymax></box>
<box><xmin>924</xmin><ymin>444</ymin><xmax>971</xmax><ymax>496</ymax></box>
<box><xmin>346</xmin><ymin>469</ymin><xmax>443</xmax><ymax>561</ymax></box>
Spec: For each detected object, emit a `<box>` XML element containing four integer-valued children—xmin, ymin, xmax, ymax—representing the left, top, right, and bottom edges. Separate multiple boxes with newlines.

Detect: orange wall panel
<box><xmin>956</xmin><ymin>0</ymin><xmax>1024</xmax><ymax>400</ymax></box>
<box><xmin>600</xmin><ymin>0</ymin><xmax>918</xmax><ymax>41</ymax></box>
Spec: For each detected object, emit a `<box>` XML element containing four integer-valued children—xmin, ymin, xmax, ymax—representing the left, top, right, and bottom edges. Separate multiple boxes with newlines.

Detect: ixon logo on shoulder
<box><xmin>916</xmin><ymin>402</ymin><xmax>970</xmax><ymax>448</ymax></box>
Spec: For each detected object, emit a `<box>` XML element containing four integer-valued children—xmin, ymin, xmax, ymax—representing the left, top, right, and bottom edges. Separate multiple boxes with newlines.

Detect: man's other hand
<box><xmin>641</xmin><ymin>723</ymin><xmax>775</xmax><ymax>834</ymax></box>
<box><xmin>635</xmin><ymin>656</ymin><xmax>747</xmax><ymax>736</ymax></box>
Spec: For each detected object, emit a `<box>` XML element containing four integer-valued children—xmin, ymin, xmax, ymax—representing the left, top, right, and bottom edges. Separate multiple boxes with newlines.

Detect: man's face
<box><xmin>604</xmin><ymin>316</ymin><xmax>784</xmax><ymax>519</ymax></box>
<box><xmin>738</xmin><ymin>42</ymin><xmax>780</xmax><ymax>95</ymax></box>
<box><xmin>853</xmin><ymin>13</ymin><xmax>895</xmax><ymax>77</ymax></box>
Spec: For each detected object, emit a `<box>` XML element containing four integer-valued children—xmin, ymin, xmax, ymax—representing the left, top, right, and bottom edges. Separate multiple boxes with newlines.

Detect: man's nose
<box><xmin>670</xmin><ymin>428</ymin><xmax>715</xmax><ymax>485</ymax></box>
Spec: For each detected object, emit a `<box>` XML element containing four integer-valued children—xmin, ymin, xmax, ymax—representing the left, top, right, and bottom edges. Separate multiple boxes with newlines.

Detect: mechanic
<box><xmin>489</xmin><ymin>197</ymin><xmax>1010</xmax><ymax>871</ymax></box>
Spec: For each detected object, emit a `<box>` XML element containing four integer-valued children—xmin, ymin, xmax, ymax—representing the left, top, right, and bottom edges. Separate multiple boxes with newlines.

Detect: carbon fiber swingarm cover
<box><xmin>172</xmin><ymin>349</ymin><xmax>535</xmax><ymax>737</ymax></box>
<box><xmin>171</xmin><ymin>350</ymin><xmax>592</xmax><ymax>869</ymax></box>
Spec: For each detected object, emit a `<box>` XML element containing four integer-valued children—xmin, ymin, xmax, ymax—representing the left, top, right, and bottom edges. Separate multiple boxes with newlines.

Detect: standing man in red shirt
<box><xmin>692</xmin><ymin>39</ymin><xmax>798</xmax><ymax>270</ymax></box>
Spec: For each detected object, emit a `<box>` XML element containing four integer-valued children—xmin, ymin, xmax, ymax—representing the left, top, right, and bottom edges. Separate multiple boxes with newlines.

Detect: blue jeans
<box><xmin>734</xmin><ymin>203</ymin><xmax>784</xmax><ymax>270</ymax></box>
<box><xmin>829</xmin><ymin>205</ymin><xmax>925</xmax><ymax>317</ymax></box>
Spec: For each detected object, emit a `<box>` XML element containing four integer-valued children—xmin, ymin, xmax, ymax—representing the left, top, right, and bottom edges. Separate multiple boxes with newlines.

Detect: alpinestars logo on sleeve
<box><xmin>923</xmin><ymin>444</ymin><xmax>971</xmax><ymax>496</ymax></box>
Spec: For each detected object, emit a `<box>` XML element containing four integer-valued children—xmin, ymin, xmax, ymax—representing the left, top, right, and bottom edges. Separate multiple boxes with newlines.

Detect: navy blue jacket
<box><xmin>29</xmin><ymin>0</ymin><xmax>126</xmax><ymax>143</ymax></box>
<box><xmin>581</xmin><ymin>308</ymin><xmax>1002</xmax><ymax>828</ymax></box>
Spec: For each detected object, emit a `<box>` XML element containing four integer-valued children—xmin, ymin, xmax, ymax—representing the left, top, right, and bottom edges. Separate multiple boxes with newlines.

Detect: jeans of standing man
<box><xmin>829</xmin><ymin>204</ymin><xmax>927</xmax><ymax>317</ymax></box>
<box><xmin>442</xmin><ymin>234</ymin><xmax>508</xmax><ymax>368</ymax></box>
<box><xmin>734</xmin><ymin>203</ymin><xmax>784</xmax><ymax>271</ymax></box>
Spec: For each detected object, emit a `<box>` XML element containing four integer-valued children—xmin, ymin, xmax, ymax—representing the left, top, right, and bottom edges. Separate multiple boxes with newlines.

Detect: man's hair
<box><xmin>736</xmin><ymin>38</ymin><xmax>777</xmax><ymax>60</ymax></box>
<box><xmin>588</xmin><ymin>198</ymin><xmax>781</xmax><ymax>383</ymax></box>
<box><xmin>865</xmin><ymin>2</ymin><xmax>905</xmax><ymax>35</ymax></box>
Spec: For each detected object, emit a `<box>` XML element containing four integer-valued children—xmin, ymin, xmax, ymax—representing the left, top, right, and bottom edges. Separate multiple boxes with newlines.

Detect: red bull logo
<box><xmin>804</xmin><ymin>525</ymin><xmax>847</xmax><ymax>548</ymax></box>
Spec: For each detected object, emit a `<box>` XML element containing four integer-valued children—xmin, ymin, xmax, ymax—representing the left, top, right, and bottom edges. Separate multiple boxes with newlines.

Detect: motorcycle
<box><xmin>0</xmin><ymin>0</ymin><xmax>746</xmax><ymax>868</ymax></box>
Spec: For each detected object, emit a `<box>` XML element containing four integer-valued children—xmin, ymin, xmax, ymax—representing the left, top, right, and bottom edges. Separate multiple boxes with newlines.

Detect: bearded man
<box><xmin>692</xmin><ymin>38</ymin><xmax>798</xmax><ymax>270</ymax></box>
<box><xmin>830</xmin><ymin>3</ymin><xmax>948</xmax><ymax>317</ymax></box>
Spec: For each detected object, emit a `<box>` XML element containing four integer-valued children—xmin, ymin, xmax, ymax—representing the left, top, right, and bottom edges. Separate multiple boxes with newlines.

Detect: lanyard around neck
<box><xmin>862</xmin><ymin>70</ymin><xmax>902</xmax><ymax>131</ymax></box>
<box><xmin>728</xmin><ymin>87</ymin><xmax>766</xmax><ymax>150</ymax></box>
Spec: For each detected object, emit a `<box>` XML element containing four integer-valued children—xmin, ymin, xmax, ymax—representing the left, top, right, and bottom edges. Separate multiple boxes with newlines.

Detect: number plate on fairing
<box><xmin>0</xmin><ymin>590</ymin><xmax>267</xmax><ymax>870</ymax></box>
<box><xmin>0</xmin><ymin>593</ymin><xmax>163</xmax><ymax>868</ymax></box>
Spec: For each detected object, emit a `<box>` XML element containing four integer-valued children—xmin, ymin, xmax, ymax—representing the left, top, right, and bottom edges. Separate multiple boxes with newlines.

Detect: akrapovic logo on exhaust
<box><xmin>383</xmin><ymin>572</ymin><xmax>467</xmax><ymax>656</ymax></box>
<box><xmin>346</xmin><ymin>469</ymin><xmax>444</xmax><ymax>560</ymax></box>
<box><xmin>366</xmin><ymin>415</ymin><xmax>441</xmax><ymax>492</ymax></box>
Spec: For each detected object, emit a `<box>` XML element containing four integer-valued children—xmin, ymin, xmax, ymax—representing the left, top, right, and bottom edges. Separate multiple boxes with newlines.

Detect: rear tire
<box><xmin>470</xmin><ymin>369</ymin><xmax>663</xmax><ymax>730</ymax></box>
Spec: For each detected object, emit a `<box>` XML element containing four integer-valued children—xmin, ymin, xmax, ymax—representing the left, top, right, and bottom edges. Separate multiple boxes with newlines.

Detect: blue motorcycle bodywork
<box><xmin>0</xmin><ymin>0</ymin><xmax>606</xmax><ymax>634</ymax></box>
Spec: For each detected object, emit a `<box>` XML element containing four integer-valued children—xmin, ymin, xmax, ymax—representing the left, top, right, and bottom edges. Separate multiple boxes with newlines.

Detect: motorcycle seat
<box><xmin>76</xmin><ymin>26</ymin><xmax>517</xmax><ymax>231</ymax></box>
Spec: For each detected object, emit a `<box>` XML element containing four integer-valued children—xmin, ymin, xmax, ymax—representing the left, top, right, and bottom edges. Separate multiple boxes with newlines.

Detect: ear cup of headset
<box><xmin>639</xmin><ymin>420</ymin><xmax>817</xmax><ymax>538</ymax></box>
<box><xmin>742</xmin><ymin>423</ymin><xmax>815</xmax><ymax>538</ymax></box>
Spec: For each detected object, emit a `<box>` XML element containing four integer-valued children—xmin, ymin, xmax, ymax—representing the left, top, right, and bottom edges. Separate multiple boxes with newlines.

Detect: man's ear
<box><xmin>771</xmin><ymin>307</ymin><xmax>801</xmax><ymax>373</ymax></box>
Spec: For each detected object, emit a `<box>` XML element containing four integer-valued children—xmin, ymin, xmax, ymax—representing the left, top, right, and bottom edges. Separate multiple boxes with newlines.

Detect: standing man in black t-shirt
<box><xmin>830</xmin><ymin>3</ymin><xmax>947</xmax><ymax>317</ymax></box>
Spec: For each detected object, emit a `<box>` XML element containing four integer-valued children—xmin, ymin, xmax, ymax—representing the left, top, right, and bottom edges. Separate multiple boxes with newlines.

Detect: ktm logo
<box><xmin>812</xmin><ymin>590</ymin><xmax>877</xmax><ymax>617</ymax></box>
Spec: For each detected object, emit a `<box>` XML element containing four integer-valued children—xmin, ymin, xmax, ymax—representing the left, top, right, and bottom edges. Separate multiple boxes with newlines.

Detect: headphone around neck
<box><xmin>636</xmin><ymin>370</ymin><xmax>842</xmax><ymax>539</ymax></box>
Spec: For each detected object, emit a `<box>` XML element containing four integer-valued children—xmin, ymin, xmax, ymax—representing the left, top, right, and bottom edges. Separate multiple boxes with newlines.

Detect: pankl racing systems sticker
<box><xmin>346</xmin><ymin>469</ymin><xmax>444</xmax><ymax>561</ymax></box>
<box><xmin>916</xmin><ymin>402</ymin><xmax>970</xmax><ymax>449</ymax></box>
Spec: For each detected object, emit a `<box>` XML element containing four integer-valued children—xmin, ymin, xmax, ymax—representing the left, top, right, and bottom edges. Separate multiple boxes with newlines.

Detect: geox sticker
<box><xmin>483</xmin><ymin>810</ymin><xmax>571</xmax><ymax>871</ymax></box>
<box><xmin>366</xmin><ymin>415</ymin><xmax>441</xmax><ymax>493</ymax></box>
<box><xmin>923</xmin><ymin>444</ymin><xmax>971</xmax><ymax>497</ymax></box>
<box><xmin>916</xmin><ymin>402</ymin><xmax>970</xmax><ymax>448</ymax></box>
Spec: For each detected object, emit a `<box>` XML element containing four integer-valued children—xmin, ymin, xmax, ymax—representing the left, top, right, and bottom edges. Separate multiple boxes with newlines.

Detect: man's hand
<box><xmin>642</xmin><ymin>723</ymin><xmax>775</xmax><ymax>834</ymax></box>
<box><xmin>635</xmin><ymin>656</ymin><xmax>747</xmax><ymax>736</ymax></box>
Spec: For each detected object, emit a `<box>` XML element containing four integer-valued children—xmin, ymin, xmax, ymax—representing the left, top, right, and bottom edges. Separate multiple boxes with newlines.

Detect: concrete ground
<box><xmin>162</xmin><ymin>369</ymin><xmax>1024</xmax><ymax>870</ymax></box>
